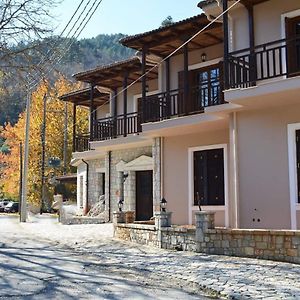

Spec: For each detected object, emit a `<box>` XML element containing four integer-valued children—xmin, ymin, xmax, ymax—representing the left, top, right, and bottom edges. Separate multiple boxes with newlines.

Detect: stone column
<box><xmin>152</xmin><ymin>137</ymin><xmax>161</xmax><ymax>212</ymax></box>
<box><xmin>104</xmin><ymin>152</ymin><xmax>111</xmax><ymax>222</ymax></box>
<box><xmin>112</xmin><ymin>211</ymin><xmax>125</xmax><ymax>236</ymax></box>
<box><xmin>124</xmin><ymin>171</ymin><xmax>135</xmax><ymax>211</ymax></box>
<box><xmin>154</xmin><ymin>211</ymin><xmax>172</xmax><ymax>248</ymax></box>
<box><xmin>195</xmin><ymin>211</ymin><xmax>215</xmax><ymax>251</ymax></box>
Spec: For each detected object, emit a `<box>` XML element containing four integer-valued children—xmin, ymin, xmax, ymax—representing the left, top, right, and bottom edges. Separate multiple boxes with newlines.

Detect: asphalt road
<box><xmin>0</xmin><ymin>215</ymin><xmax>211</xmax><ymax>299</ymax></box>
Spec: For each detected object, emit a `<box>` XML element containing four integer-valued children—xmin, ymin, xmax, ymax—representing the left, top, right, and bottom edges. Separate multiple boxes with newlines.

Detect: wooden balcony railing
<box><xmin>93</xmin><ymin>112</ymin><xmax>142</xmax><ymax>141</ymax></box>
<box><xmin>74</xmin><ymin>133</ymin><xmax>90</xmax><ymax>152</ymax></box>
<box><xmin>228</xmin><ymin>35</ymin><xmax>300</xmax><ymax>89</ymax></box>
<box><xmin>142</xmin><ymin>84</ymin><xmax>224</xmax><ymax>123</ymax></box>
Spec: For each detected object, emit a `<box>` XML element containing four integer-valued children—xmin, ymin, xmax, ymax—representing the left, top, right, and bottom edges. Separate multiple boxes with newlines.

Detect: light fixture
<box><xmin>160</xmin><ymin>198</ymin><xmax>167</xmax><ymax>212</ymax></box>
<box><xmin>118</xmin><ymin>199</ymin><xmax>124</xmax><ymax>212</ymax></box>
<box><xmin>201</xmin><ymin>53</ymin><xmax>207</xmax><ymax>62</ymax></box>
<box><xmin>123</xmin><ymin>172</ymin><xmax>129</xmax><ymax>183</ymax></box>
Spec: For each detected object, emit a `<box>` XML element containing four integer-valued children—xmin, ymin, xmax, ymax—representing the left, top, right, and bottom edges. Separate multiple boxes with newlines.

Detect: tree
<box><xmin>160</xmin><ymin>16</ymin><xmax>174</xmax><ymax>28</ymax></box>
<box><xmin>0</xmin><ymin>77</ymin><xmax>88</xmax><ymax>205</ymax></box>
<box><xmin>0</xmin><ymin>0</ymin><xmax>59</xmax><ymax>82</ymax></box>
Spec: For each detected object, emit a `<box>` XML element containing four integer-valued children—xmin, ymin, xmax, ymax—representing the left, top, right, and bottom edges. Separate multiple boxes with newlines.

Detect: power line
<box><xmin>84</xmin><ymin>0</ymin><xmax>241</xmax><ymax>116</ymax></box>
<box><xmin>28</xmin><ymin>0</ymin><xmax>103</xmax><ymax>90</ymax></box>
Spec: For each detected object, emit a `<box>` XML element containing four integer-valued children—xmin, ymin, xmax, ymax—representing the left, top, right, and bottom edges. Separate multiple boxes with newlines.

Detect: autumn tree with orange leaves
<box><xmin>0</xmin><ymin>77</ymin><xmax>88</xmax><ymax>206</ymax></box>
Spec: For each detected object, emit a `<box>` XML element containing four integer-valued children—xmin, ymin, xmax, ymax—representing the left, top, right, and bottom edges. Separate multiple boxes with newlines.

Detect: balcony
<box><xmin>93</xmin><ymin>112</ymin><xmax>142</xmax><ymax>141</ymax></box>
<box><xmin>142</xmin><ymin>84</ymin><xmax>224</xmax><ymax>124</ymax></box>
<box><xmin>74</xmin><ymin>133</ymin><xmax>90</xmax><ymax>152</ymax></box>
<box><xmin>227</xmin><ymin>35</ymin><xmax>300</xmax><ymax>89</ymax></box>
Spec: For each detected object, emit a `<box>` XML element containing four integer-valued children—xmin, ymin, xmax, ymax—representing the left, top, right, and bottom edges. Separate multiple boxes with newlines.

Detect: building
<box><xmin>61</xmin><ymin>0</ymin><xmax>300</xmax><ymax>230</ymax></box>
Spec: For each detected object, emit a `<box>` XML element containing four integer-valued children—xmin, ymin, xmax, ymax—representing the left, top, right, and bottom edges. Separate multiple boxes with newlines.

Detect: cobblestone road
<box><xmin>2</xmin><ymin>214</ymin><xmax>300</xmax><ymax>299</ymax></box>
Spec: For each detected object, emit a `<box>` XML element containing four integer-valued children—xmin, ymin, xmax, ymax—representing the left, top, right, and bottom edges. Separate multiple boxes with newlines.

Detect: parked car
<box><xmin>0</xmin><ymin>200</ymin><xmax>11</xmax><ymax>212</ymax></box>
<box><xmin>4</xmin><ymin>202</ymin><xmax>19</xmax><ymax>213</ymax></box>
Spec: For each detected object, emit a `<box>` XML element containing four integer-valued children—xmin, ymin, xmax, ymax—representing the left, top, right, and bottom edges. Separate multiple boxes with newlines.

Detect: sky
<box><xmin>53</xmin><ymin>0</ymin><xmax>201</xmax><ymax>39</ymax></box>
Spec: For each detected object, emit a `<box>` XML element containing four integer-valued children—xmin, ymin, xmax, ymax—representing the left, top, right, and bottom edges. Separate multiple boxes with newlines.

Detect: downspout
<box><xmin>108</xmin><ymin>151</ymin><xmax>111</xmax><ymax>222</ymax></box>
<box><xmin>82</xmin><ymin>159</ymin><xmax>89</xmax><ymax>215</ymax></box>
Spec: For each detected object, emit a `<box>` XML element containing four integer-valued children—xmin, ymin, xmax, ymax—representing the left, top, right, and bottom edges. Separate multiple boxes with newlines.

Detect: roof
<box><xmin>59</xmin><ymin>87</ymin><xmax>110</xmax><ymax>107</ymax></box>
<box><xmin>55</xmin><ymin>173</ymin><xmax>77</xmax><ymax>184</ymax></box>
<box><xmin>73</xmin><ymin>57</ymin><xmax>158</xmax><ymax>89</ymax></box>
<box><xmin>120</xmin><ymin>14</ymin><xmax>223</xmax><ymax>57</ymax></box>
<box><xmin>198</xmin><ymin>0</ymin><xmax>270</xmax><ymax>9</ymax></box>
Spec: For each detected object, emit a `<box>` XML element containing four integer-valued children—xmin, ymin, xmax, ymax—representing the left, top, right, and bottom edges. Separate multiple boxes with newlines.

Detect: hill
<box><xmin>0</xmin><ymin>33</ymin><xmax>135</xmax><ymax>126</ymax></box>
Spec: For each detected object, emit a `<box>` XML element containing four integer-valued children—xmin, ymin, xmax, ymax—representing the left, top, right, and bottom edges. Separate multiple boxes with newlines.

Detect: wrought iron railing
<box><xmin>74</xmin><ymin>133</ymin><xmax>90</xmax><ymax>152</ymax></box>
<box><xmin>142</xmin><ymin>84</ymin><xmax>224</xmax><ymax>123</ymax></box>
<box><xmin>228</xmin><ymin>35</ymin><xmax>300</xmax><ymax>88</ymax></box>
<box><xmin>93</xmin><ymin>112</ymin><xmax>141</xmax><ymax>141</ymax></box>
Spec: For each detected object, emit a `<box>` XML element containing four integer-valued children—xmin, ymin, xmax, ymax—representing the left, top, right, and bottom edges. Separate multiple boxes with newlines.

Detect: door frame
<box><xmin>287</xmin><ymin>123</ymin><xmax>300</xmax><ymax>229</ymax></box>
<box><xmin>188</xmin><ymin>144</ymin><xmax>229</xmax><ymax>227</ymax></box>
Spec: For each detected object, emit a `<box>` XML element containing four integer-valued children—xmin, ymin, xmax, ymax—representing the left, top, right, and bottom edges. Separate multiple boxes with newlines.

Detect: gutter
<box><xmin>82</xmin><ymin>159</ymin><xmax>89</xmax><ymax>215</ymax></box>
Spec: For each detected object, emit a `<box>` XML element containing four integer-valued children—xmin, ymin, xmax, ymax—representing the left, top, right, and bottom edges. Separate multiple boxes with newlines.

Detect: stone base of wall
<box><xmin>61</xmin><ymin>216</ymin><xmax>105</xmax><ymax>225</ymax></box>
<box><xmin>115</xmin><ymin>224</ymin><xmax>159</xmax><ymax>247</ymax></box>
<box><xmin>115</xmin><ymin>224</ymin><xmax>300</xmax><ymax>264</ymax></box>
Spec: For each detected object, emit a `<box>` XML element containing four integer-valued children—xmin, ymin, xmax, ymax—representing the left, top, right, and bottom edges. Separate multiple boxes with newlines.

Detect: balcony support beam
<box><xmin>223</xmin><ymin>0</ymin><xmax>229</xmax><ymax>89</ymax></box>
<box><xmin>166</xmin><ymin>57</ymin><xmax>171</xmax><ymax>117</ymax></box>
<box><xmin>247</xmin><ymin>4</ymin><xmax>256</xmax><ymax>85</ymax></box>
<box><xmin>183</xmin><ymin>43</ymin><xmax>189</xmax><ymax>110</ymax></box>
<box><xmin>72</xmin><ymin>104</ymin><xmax>77</xmax><ymax>152</ymax></box>
<box><xmin>123</xmin><ymin>72</ymin><xmax>128</xmax><ymax>137</ymax></box>
<box><xmin>142</xmin><ymin>46</ymin><xmax>147</xmax><ymax>122</ymax></box>
<box><xmin>89</xmin><ymin>84</ymin><xmax>95</xmax><ymax>141</ymax></box>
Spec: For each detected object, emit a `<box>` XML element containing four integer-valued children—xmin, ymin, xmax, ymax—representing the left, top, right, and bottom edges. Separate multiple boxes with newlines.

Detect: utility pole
<box><xmin>19</xmin><ymin>142</ymin><xmax>23</xmax><ymax>221</ymax></box>
<box><xmin>40</xmin><ymin>93</ymin><xmax>47</xmax><ymax>214</ymax></box>
<box><xmin>20</xmin><ymin>91</ymin><xmax>32</xmax><ymax>222</ymax></box>
<box><xmin>63</xmin><ymin>102</ymin><xmax>68</xmax><ymax>175</ymax></box>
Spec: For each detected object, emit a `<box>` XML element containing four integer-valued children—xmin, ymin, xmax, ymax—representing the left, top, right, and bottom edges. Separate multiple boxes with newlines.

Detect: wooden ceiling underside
<box><xmin>121</xmin><ymin>16</ymin><xmax>223</xmax><ymax>57</ymax></box>
<box><xmin>74</xmin><ymin>59</ymin><xmax>158</xmax><ymax>89</ymax></box>
<box><xmin>60</xmin><ymin>88</ymin><xmax>110</xmax><ymax>107</ymax></box>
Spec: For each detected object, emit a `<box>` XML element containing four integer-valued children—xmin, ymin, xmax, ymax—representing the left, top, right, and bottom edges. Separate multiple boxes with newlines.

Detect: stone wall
<box><xmin>115</xmin><ymin>212</ymin><xmax>300</xmax><ymax>264</ymax></box>
<box><xmin>109</xmin><ymin>146</ymin><xmax>152</xmax><ymax>220</ymax></box>
<box><xmin>115</xmin><ymin>224</ymin><xmax>159</xmax><ymax>247</ymax></box>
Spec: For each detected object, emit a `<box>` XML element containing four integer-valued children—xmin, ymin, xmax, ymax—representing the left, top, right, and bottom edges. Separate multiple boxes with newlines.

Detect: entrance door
<box><xmin>286</xmin><ymin>16</ymin><xmax>300</xmax><ymax>76</ymax></box>
<box><xmin>136</xmin><ymin>170</ymin><xmax>153</xmax><ymax>221</ymax></box>
<box><xmin>193</xmin><ymin>148</ymin><xmax>225</xmax><ymax>207</ymax></box>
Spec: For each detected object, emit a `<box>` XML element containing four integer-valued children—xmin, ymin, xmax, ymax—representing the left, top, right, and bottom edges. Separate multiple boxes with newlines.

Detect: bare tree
<box><xmin>0</xmin><ymin>0</ymin><xmax>60</xmax><ymax>83</ymax></box>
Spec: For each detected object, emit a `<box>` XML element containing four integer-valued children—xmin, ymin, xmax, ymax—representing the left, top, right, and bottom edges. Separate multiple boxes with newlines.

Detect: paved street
<box><xmin>1</xmin><ymin>214</ymin><xmax>300</xmax><ymax>299</ymax></box>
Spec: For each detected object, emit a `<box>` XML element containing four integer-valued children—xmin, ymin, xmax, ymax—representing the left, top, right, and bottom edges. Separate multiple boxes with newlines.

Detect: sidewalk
<box><xmin>3</xmin><ymin>214</ymin><xmax>300</xmax><ymax>299</ymax></box>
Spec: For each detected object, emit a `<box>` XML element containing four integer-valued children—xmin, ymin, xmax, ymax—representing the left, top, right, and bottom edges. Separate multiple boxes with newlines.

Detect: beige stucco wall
<box><xmin>237</xmin><ymin>103</ymin><xmax>300</xmax><ymax>229</ymax></box>
<box><xmin>230</xmin><ymin>0</ymin><xmax>300</xmax><ymax>51</ymax></box>
<box><xmin>163</xmin><ymin>129</ymin><xmax>229</xmax><ymax>226</ymax></box>
<box><xmin>297</xmin><ymin>211</ymin><xmax>300</xmax><ymax>230</ymax></box>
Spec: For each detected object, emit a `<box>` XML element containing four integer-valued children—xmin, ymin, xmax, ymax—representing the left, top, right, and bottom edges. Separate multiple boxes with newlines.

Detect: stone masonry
<box><xmin>115</xmin><ymin>211</ymin><xmax>300</xmax><ymax>264</ymax></box>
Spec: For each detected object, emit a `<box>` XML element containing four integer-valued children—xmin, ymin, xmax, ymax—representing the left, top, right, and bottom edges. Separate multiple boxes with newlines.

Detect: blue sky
<box><xmin>53</xmin><ymin>0</ymin><xmax>201</xmax><ymax>38</ymax></box>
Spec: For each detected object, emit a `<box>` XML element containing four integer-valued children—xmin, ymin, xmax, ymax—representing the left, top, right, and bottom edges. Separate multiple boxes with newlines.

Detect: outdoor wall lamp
<box><xmin>201</xmin><ymin>53</ymin><xmax>207</xmax><ymax>62</ymax></box>
<box><xmin>118</xmin><ymin>199</ymin><xmax>124</xmax><ymax>212</ymax></box>
<box><xmin>123</xmin><ymin>172</ymin><xmax>129</xmax><ymax>183</ymax></box>
<box><xmin>160</xmin><ymin>198</ymin><xmax>167</xmax><ymax>212</ymax></box>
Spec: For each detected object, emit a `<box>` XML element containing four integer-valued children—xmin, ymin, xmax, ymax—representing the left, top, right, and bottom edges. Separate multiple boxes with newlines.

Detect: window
<box><xmin>193</xmin><ymin>148</ymin><xmax>225</xmax><ymax>206</ymax></box>
<box><xmin>196</xmin><ymin>66</ymin><xmax>221</xmax><ymax>107</ymax></box>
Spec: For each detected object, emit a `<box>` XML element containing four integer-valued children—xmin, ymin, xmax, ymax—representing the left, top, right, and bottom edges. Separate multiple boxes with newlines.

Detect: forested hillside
<box><xmin>0</xmin><ymin>33</ymin><xmax>134</xmax><ymax>126</ymax></box>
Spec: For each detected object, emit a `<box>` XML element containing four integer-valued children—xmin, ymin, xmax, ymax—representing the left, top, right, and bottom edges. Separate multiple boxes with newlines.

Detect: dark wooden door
<box><xmin>136</xmin><ymin>170</ymin><xmax>153</xmax><ymax>221</ymax></box>
<box><xmin>194</xmin><ymin>148</ymin><xmax>225</xmax><ymax>207</ymax></box>
<box><xmin>286</xmin><ymin>16</ymin><xmax>300</xmax><ymax>76</ymax></box>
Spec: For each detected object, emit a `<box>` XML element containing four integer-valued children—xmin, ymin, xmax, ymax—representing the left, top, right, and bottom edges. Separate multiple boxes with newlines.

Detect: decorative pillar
<box><xmin>223</xmin><ymin>0</ymin><xmax>230</xmax><ymax>89</ymax></box>
<box><xmin>195</xmin><ymin>211</ymin><xmax>215</xmax><ymax>251</ymax></box>
<box><xmin>152</xmin><ymin>137</ymin><xmax>162</xmax><ymax>213</ymax></box>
